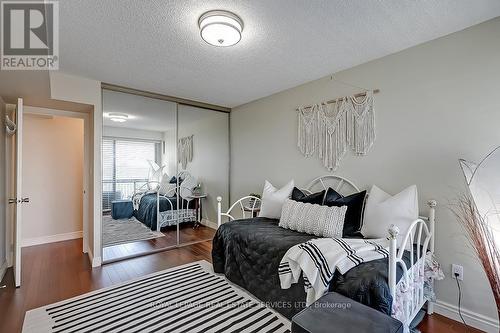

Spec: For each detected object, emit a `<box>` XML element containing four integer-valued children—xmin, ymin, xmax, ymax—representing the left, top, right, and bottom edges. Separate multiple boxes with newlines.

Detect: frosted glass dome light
<box><xmin>198</xmin><ymin>10</ymin><xmax>243</xmax><ymax>47</ymax></box>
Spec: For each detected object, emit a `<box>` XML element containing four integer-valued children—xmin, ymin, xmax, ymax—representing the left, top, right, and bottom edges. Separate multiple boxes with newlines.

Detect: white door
<box><xmin>12</xmin><ymin>98</ymin><xmax>24</xmax><ymax>287</ymax></box>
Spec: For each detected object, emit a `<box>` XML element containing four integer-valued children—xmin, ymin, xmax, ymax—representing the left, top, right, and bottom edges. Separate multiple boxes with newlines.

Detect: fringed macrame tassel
<box><xmin>297</xmin><ymin>106</ymin><xmax>318</xmax><ymax>157</ymax></box>
<box><xmin>178</xmin><ymin>135</ymin><xmax>193</xmax><ymax>169</ymax></box>
<box><xmin>318</xmin><ymin>100</ymin><xmax>348</xmax><ymax>171</ymax></box>
<box><xmin>347</xmin><ymin>91</ymin><xmax>375</xmax><ymax>155</ymax></box>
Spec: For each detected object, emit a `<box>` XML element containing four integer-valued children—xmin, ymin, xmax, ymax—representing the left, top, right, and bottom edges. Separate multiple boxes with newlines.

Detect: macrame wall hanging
<box><xmin>297</xmin><ymin>90</ymin><xmax>376</xmax><ymax>171</ymax></box>
<box><xmin>297</xmin><ymin>105</ymin><xmax>318</xmax><ymax>157</ymax></box>
<box><xmin>346</xmin><ymin>91</ymin><xmax>375</xmax><ymax>155</ymax></box>
<box><xmin>178</xmin><ymin>135</ymin><xmax>193</xmax><ymax>169</ymax></box>
<box><xmin>318</xmin><ymin>100</ymin><xmax>348</xmax><ymax>171</ymax></box>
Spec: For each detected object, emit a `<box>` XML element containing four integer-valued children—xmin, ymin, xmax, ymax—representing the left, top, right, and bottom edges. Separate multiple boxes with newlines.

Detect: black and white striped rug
<box><xmin>22</xmin><ymin>261</ymin><xmax>291</xmax><ymax>333</ymax></box>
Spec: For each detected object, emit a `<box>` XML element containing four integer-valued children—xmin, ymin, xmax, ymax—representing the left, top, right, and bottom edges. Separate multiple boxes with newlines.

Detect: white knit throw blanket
<box><xmin>279</xmin><ymin>237</ymin><xmax>389</xmax><ymax>305</ymax></box>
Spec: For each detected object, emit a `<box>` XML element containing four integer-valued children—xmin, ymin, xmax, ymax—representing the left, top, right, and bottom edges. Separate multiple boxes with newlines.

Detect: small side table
<box><xmin>243</xmin><ymin>206</ymin><xmax>260</xmax><ymax>218</ymax></box>
<box><xmin>188</xmin><ymin>194</ymin><xmax>207</xmax><ymax>228</ymax></box>
<box><xmin>292</xmin><ymin>292</ymin><xmax>403</xmax><ymax>333</ymax></box>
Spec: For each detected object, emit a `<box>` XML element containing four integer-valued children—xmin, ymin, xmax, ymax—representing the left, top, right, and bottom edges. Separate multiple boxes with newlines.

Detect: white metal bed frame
<box><xmin>132</xmin><ymin>177</ymin><xmax>197</xmax><ymax>231</ymax></box>
<box><xmin>216</xmin><ymin>175</ymin><xmax>436</xmax><ymax>327</ymax></box>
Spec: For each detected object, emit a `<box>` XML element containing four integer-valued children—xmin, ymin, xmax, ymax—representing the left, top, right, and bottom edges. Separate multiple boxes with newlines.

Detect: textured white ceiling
<box><xmin>59</xmin><ymin>0</ymin><xmax>500</xmax><ymax>108</ymax></box>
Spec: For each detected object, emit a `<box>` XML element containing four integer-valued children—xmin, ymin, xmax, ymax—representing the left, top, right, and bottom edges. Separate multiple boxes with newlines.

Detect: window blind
<box><xmin>102</xmin><ymin>137</ymin><xmax>161</xmax><ymax>211</ymax></box>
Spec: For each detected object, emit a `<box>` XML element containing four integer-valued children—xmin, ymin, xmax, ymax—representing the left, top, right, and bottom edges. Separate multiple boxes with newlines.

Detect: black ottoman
<box><xmin>291</xmin><ymin>292</ymin><xmax>404</xmax><ymax>333</ymax></box>
<box><xmin>111</xmin><ymin>199</ymin><xmax>134</xmax><ymax>219</ymax></box>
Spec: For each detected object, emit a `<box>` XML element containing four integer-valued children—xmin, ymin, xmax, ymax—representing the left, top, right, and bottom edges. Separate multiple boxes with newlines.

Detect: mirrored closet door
<box><xmin>101</xmin><ymin>88</ymin><xmax>228</xmax><ymax>262</ymax></box>
<box><xmin>177</xmin><ymin>105</ymin><xmax>229</xmax><ymax>246</ymax></box>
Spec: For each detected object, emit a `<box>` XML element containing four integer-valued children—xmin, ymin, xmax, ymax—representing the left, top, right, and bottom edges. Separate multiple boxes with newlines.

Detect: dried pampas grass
<box><xmin>451</xmin><ymin>193</ymin><xmax>500</xmax><ymax>326</ymax></box>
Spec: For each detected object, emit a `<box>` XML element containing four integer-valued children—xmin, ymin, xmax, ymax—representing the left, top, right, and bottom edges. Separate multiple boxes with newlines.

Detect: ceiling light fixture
<box><xmin>198</xmin><ymin>10</ymin><xmax>243</xmax><ymax>47</ymax></box>
<box><xmin>108</xmin><ymin>113</ymin><xmax>129</xmax><ymax>123</ymax></box>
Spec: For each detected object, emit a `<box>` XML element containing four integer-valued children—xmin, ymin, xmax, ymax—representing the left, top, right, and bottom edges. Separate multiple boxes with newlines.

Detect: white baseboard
<box><xmin>22</xmin><ymin>231</ymin><xmax>83</xmax><ymax>247</ymax></box>
<box><xmin>434</xmin><ymin>299</ymin><xmax>499</xmax><ymax>333</ymax></box>
<box><xmin>92</xmin><ymin>256</ymin><xmax>102</xmax><ymax>267</ymax></box>
<box><xmin>200</xmin><ymin>218</ymin><xmax>217</xmax><ymax>230</ymax></box>
<box><xmin>0</xmin><ymin>260</ymin><xmax>8</xmax><ymax>282</ymax></box>
<box><xmin>85</xmin><ymin>245</ymin><xmax>102</xmax><ymax>268</ymax></box>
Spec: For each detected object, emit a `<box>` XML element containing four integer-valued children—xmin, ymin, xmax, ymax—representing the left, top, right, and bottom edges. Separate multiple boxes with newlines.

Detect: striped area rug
<box><xmin>22</xmin><ymin>261</ymin><xmax>291</xmax><ymax>333</ymax></box>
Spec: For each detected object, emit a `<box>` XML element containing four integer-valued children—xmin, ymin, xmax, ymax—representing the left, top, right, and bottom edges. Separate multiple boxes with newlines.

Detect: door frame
<box><xmin>21</xmin><ymin>106</ymin><xmax>91</xmax><ymax>254</ymax></box>
<box><xmin>4</xmin><ymin>102</ymin><xmax>19</xmax><ymax>281</ymax></box>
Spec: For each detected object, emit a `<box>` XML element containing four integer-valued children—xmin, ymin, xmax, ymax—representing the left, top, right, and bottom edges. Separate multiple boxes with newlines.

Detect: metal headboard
<box><xmin>305</xmin><ymin>175</ymin><xmax>360</xmax><ymax>196</ymax></box>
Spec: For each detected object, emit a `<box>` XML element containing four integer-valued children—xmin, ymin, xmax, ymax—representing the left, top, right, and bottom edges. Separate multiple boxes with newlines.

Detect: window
<box><xmin>102</xmin><ymin>138</ymin><xmax>161</xmax><ymax>211</ymax></box>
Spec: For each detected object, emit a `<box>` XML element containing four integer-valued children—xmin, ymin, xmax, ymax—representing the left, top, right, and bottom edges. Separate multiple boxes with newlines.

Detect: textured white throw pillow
<box><xmin>361</xmin><ymin>185</ymin><xmax>418</xmax><ymax>246</ymax></box>
<box><xmin>279</xmin><ymin>199</ymin><xmax>347</xmax><ymax>238</ymax></box>
<box><xmin>158</xmin><ymin>174</ymin><xmax>176</xmax><ymax>196</ymax></box>
<box><xmin>179</xmin><ymin>175</ymin><xmax>197</xmax><ymax>198</ymax></box>
<box><xmin>259</xmin><ymin>180</ymin><xmax>294</xmax><ymax>219</ymax></box>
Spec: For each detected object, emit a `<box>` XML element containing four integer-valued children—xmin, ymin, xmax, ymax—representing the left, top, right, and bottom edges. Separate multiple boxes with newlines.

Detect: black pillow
<box><xmin>323</xmin><ymin>188</ymin><xmax>367</xmax><ymax>237</ymax></box>
<box><xmin>291</xmin><ymin>187</ymin><xmax>325</xmax><ymax>205</ymax></box>
<box><xmin>169</xmin><ymin>176</ymin><xmax>184</xmax><ymax>184</ymax></box>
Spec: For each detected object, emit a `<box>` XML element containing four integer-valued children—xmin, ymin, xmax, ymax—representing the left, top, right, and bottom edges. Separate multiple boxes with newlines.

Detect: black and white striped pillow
<box><xmin>279</xmin><ymin>199</ymin><xmax>347</xmax><ymax>238</ymax></box>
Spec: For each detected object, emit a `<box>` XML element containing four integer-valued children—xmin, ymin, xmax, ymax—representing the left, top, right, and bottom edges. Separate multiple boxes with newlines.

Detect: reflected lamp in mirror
<box><xmin>107</xmin><ymin>112</ymin><xmax>129</xmax><ymax>123</ymax></box>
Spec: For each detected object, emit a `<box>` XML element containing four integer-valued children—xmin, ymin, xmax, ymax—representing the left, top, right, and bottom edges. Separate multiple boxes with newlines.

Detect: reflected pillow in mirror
<box><xmin>159</xmin><ymin>175</ymin><xmax>176</xmax><ymax>196</ymax></box>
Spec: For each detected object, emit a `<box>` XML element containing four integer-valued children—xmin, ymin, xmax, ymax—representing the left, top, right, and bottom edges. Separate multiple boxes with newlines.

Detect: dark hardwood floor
<box><xmin>103</xmin><ymin>223</ymin><xmax>216</xmax><ymax>261</ymax></box>
<box><xmin>0</xmin><ymin>239</ymin><xmax>481</xmax><ymax>333</ymax></box>
<box><xmin>418</xmin><ymin>313</ymin><xmax>483</xmax><ymax>333</ymax></box>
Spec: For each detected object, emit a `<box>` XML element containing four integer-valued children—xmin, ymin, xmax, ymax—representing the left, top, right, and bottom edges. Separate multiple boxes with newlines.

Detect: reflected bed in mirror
<box><xmin>101</xmin><ymin>89</ymin><xmax>227</xmax><ymax>262</ymax></box>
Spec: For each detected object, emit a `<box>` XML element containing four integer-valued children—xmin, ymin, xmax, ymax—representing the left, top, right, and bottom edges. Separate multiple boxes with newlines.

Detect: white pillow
<box><xmin>148</xmin><ymin>162</ymin><xmax>165</xmax><ymax>190</ymax></box>
<box><xmin>279</xmin><ymin>199</ymin><xmax>347</xmax><ymax>238</ymax></box>
<box><xmin>158</xmin><ymin>175</ymin><xmax>176</xmax><ymax>196</ymax></box>
<box><xmin>259</xmin><ymin>180</ymin><xmax>294</xmax><ymax>219</ymax></box>
<box><xmin>361</xmin><ymin>185</ymin><xmax>418</xmax><ymax>247</ymax></box>
<box><xmin>179</xmin><ymin>174</ymin><xmax>197</xmax><ymax>198</ymax></box>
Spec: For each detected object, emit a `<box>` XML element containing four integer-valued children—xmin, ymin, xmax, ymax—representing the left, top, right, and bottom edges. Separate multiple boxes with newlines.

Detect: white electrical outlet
<box><xmin>452</xmin><ymin>264</ymin><xmax>464</xmax><ymax>281</ymax></box>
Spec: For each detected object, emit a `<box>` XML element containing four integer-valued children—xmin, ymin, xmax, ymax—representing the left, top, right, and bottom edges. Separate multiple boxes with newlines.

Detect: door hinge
<box><xmin>8</xmin><ymin>198</ymin><xmax>17</xmax><ymax>204</ymax></box>
<box><xmin>21</xmin><ymin>197</ymin><xmax>30</xmax><ymax>203</ymax></box>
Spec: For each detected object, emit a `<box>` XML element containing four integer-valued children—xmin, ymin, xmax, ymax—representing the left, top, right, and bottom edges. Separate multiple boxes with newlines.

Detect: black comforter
<box><xmin>212</xmin><ymin>217</ymin><xmax>411</xmax><ymax>319</ymax></box>
<box><xmin>134</xmin><ymin>194</ymin><xmax>195</xmax><ymax>230</ymax></box>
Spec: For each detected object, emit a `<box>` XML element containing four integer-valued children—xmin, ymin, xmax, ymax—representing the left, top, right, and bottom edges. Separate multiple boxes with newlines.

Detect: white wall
<box><xmin>49</xmin><ymin>72</ymin><xmax>102</xmax><ymax>267</ymax></box>
<box><xmin>21</xmin><ymin>114</ymin><xmax>84</xmax><ymax>246</ymax></box>
<box><xmin>231</xmin><ymin>18</ymin><xmax>500</xmax><ymax>331</ymax></box>
<box><xmin>0</xmin><ymin>98</ymin><xmax>7</xmax><ymax>279</ymax></box>
<box><xmin>178</xmin><ymin>105</ymin><xmax>229</xmax><ymax>225</ymax></box>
